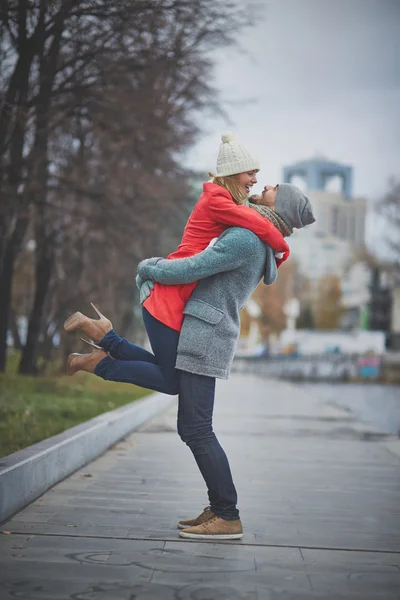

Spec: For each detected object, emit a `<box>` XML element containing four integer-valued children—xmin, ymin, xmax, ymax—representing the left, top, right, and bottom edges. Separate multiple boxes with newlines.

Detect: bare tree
<box><xmin>0</xmin><ymin>0</ymin><xmax>256</xmax><ymax>373</ymax></box>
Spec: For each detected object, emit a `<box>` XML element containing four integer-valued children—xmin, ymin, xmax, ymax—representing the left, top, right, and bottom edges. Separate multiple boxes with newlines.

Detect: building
<box><xmin>289</xmin><ymin>231</ymin><xmax>351</xmax><ymax>281</ymax></box>
<box><xmin>283</xmin><ymin>156</ymin><xmax>367</xmax><ymax>280</ymax></box>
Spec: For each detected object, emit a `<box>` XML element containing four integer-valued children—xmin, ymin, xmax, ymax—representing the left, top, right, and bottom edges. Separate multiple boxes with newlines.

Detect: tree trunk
<box><xmin>0</xmin><ymin>216</ymin><xmax>29</xmax><ymax>371</ymax></box>
<box><xmin>0</xmin><ymin>90</ymin><xmax>33</xmax><ymax>368</ymax></box>
<box><xmin>0</xmin><ymin>0</ymin><xmax>38</xmax><ymax>268</ymax></box>
<box><xmin>9</xmin><ymin>308</ymin><xmax>23</xmax><ymax>351</ymax></box>
<box><xmin>18</xmin><ymin>242</ymin><xmax>54</xmax><ymax>374</ymax></box>
<box><xmin>0</xmin><ymin>0</ymin><xmax>43</xmax><ymax>364</ymax></box>
<box><xmin>18</xmin><ymin>8</ymin><xmax>66</xmax><ymax>375</ymax></box>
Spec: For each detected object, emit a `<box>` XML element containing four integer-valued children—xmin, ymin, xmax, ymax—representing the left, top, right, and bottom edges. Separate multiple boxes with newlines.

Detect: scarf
<box><xmin>246</xmin><ymin>201</ymin><xmax>293</xmax><ymax>237</ymax></box>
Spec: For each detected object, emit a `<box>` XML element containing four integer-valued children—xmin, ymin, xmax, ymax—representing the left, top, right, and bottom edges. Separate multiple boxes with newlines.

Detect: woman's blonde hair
<box><xmin>209</xmin><ymin>173</ymin><xmax>249</xmax><ymax>205</ymax></box>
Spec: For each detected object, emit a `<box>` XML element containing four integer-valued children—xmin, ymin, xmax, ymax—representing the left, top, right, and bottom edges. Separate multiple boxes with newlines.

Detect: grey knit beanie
<box><xmin>275</xmin><ymin>183</ymin><xmax>315</xmax><ymax>229</ymax></box>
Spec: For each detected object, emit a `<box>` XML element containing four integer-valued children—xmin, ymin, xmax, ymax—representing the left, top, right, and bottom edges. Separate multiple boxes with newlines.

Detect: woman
<box><xmin>65</xmin><ymin>181</ymin><xmax>315</xmax><ymax>540</ymax></box>
<box><xmin>65</xmin><ymin>132</ymin><xmax>288</xmax><ymax>391</ymax></box>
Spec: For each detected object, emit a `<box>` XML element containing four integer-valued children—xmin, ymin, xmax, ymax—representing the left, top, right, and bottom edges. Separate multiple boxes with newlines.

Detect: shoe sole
<box><xmin>179</xmin><ymin>531</ymin><xmax>243</xmax><ymax>540</ymax></box>
<box><xmin>64</xmin><ymin>312</ymin><xmax>83</xmax><ymax>331</ymax></box>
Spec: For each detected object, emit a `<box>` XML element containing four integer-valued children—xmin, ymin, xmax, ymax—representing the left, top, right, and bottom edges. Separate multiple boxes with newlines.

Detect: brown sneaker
<box><xmin>179</xmin><ymin>515</ymin><xmax>243</xmax><ymax>540</ymax></box>
<box><xmin>177</xmin><ymin>506</ymin><xmax>213</xmax><ymax>530</ymax></box>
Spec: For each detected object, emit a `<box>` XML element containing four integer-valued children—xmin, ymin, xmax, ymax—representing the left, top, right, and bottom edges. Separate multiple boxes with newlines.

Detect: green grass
<box><xmin>0</xmin><ymin>353</ymin><xmax>150</xmax><ymax>458</ymax></box>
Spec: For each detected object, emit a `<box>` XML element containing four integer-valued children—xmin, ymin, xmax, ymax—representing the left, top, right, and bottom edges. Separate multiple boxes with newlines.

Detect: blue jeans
<box><xmin>95</xmin><ymin>307</ymin><xmax>239</xmax><ymax>520</ymax></box>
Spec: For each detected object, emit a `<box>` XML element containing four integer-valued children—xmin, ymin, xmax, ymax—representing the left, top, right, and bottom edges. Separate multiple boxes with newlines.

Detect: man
<box><xmin>136</xmin><ymin>183</ymin><xmax>315</xmax><ymax>540</ymax></box>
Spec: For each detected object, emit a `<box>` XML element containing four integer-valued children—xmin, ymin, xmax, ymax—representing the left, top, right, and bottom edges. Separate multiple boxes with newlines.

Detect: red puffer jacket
<box><xmin>143</xmin><ymin>182</ymin><xmax>290</xmax><ymax>331</ymax></box>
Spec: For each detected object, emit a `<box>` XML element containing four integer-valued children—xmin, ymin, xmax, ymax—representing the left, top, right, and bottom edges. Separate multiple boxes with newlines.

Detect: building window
<box><xmin>349</xmin><ymin>214</ymin><xmax>355</xmax><ymax>239</ymax></box>
<box><xmin>331</xmin><ymin>206</ymin><xmax>339</xmax><ymax>236</ymax></box>
<box><xmin>341</xmin><ymin>214</ymin><xmax>347</xmax><ymax>240</ymax></box>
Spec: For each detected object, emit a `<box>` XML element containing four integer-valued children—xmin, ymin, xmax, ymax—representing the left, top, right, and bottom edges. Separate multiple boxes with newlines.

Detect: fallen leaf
<box><xmin>129</xmin><ymin>442</ymin><xmax>135</xmax><ymax>446</ymax></box>
<box><xmin>2</xmin><ymin>531</ymin><xmax>11</xmax><ymax>535</ymax></box>
<box><xmin>12</xmin><ymin>554</ymin><xmax>25</xmax><ymax>558</ymax></box>
<box><xmin>83</xmin><ymin>473</ymin><xmax>93</xmax><ymax>478</ymax></box>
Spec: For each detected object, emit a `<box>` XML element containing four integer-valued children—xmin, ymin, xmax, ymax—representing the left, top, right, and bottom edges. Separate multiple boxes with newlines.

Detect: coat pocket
<box><xmin>178</xmin><ymin>299</ymin><xmax>224</xmax><ymax>359</ymax></box>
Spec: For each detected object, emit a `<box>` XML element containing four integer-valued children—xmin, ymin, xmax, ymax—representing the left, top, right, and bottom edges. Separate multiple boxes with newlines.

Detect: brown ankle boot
<box><xmin>66</xmin><ymin>348</ymin><xmax>108</xmax><ymax>376</ymax></box>
<box><xmin>64</xmin><ymin>302</ymin><xmax>112</xmax><ymax>343</ymax></box>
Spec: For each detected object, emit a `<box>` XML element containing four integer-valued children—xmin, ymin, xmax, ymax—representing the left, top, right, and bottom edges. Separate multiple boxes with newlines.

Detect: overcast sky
<box><xmin>186</xmin><ymin>0</ymin><xmax>400</xmax><ymax>205</ymax></box>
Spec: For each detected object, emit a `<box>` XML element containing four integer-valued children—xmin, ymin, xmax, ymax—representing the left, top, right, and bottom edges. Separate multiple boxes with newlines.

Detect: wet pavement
<box><xmin>297</xmin><ymin>381</ymin><xmax>400</xmax><ymax>436</ymax></box>
<box><xmin>0</xmin><ymin>374</ymin><xmax>399</xmax><ymax>599</ymax></box>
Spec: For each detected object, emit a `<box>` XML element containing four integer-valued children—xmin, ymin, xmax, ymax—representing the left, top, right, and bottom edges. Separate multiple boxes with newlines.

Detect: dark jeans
<box><xmin>178</xmin><ymin>371</ymin><xmax>239</xmax><ymax>520</ymax></box>
<box><xmin>95</xmin><ymin>307</ymin><xmax>239</xmax><ymax>520</ymax></box>
<box><xmin>95</xmin><ymin>307</ymin><xmax>180</xmax><ymax>395</ymax></box>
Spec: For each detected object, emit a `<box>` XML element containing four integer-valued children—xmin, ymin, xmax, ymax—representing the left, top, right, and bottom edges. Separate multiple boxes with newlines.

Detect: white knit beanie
<box><xmin>215</xmin><ymin>132</ymin><xmax>260</xmax><ymax>177</ymax></box>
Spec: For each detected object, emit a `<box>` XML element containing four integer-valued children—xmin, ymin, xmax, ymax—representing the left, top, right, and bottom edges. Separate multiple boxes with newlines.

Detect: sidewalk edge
<box><xmin>0</xmin><ymin>392</ymin><xmax>175</xmax><ymax>524</ymax></box>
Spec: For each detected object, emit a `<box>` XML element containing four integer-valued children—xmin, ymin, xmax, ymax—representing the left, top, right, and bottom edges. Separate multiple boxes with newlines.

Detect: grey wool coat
<box><xmin>137</xmin><ymin>227</ymin><xmax>278</xmax><ymax>380</ymax></box>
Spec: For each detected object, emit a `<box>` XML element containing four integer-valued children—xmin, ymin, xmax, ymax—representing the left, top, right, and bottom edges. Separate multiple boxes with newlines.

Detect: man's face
<box><xmin>259</xmin><ymin>184</ymin><xmax>279</xmax><ymax>210</ymax></box>
<box><xmin>237</xmin><ymin>170</ymin><xmax>258</xmax><ymax>196</ymax></box>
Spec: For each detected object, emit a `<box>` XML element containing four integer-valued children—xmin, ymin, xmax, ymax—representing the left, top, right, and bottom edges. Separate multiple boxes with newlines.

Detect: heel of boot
<box><xmin>90</xmin><ymin>302</ymin><xmax>105</xmax><ymax>319</ymax></box>
<box><xmin>80</xmin><ymin>337</ymin><xmax>102</xmax><ymax>350</ymax></box>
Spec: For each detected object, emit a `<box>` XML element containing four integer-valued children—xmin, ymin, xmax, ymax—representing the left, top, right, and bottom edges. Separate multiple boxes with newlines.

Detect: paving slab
<box><xmin>0</xmin><ymin>373</ymin><xmax>399</xmax><ymax>599</ymax></box>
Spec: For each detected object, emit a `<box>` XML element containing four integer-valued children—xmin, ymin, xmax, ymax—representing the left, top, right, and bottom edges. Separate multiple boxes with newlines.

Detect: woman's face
<box><xmin>259</xmin><ymin>184</ymin><xmax>279</xmax><ymax>209</ymax></box>
<box><xmin>237</xmin><ymin>170</ymin><xmax>258</xmax><ymax>196</ymax></box>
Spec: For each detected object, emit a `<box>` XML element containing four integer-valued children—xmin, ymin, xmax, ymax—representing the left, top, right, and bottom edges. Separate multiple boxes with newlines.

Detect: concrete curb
<box><xmin>0</xmin><ymin>392</ymin><xmax>175</xmax><ymax>524</ymax></box>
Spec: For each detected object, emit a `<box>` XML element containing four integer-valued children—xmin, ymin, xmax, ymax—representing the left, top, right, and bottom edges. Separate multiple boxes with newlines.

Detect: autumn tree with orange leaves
<box><xmin>313</xmin><ymin>274</ymin><xmax>344</xmax><ymax>329</ymax></box>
